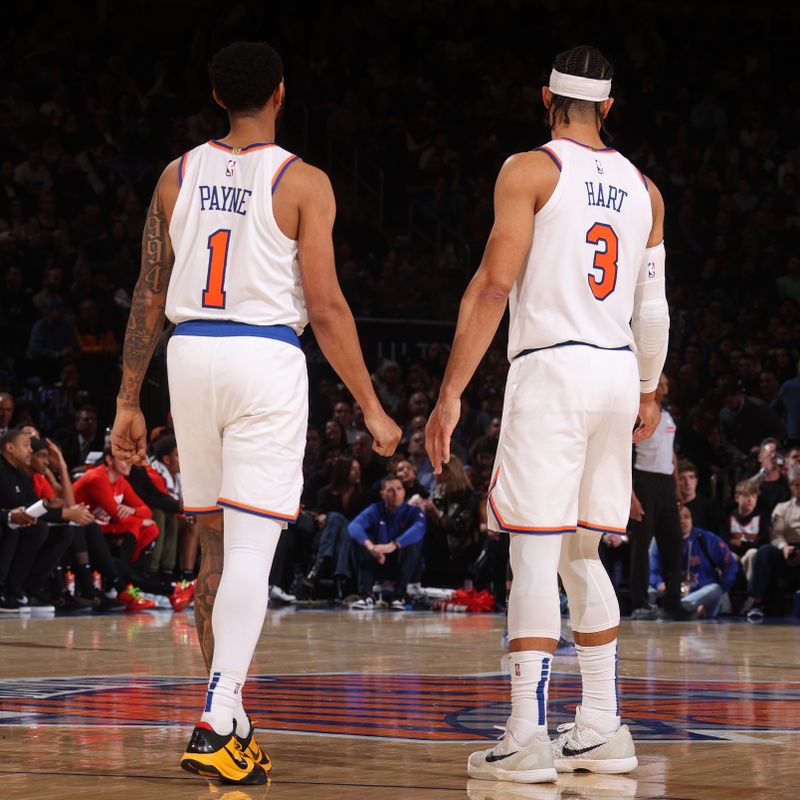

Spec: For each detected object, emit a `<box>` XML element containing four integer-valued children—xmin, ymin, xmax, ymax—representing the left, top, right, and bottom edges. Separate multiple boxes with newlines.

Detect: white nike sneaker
<box><xmin>468</xmin><ymin>726</ymin><xmax>557</xmax><ymax>784</ymax></box>
<box><xmin>552</xmin><ymin>707</ymin><xmax>638</xmax><ymax>774</ymax></box>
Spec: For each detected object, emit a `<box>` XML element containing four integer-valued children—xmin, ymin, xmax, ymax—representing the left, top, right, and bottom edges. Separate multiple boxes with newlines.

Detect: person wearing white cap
<box><xmin>427</xmin><ymin>45</ymin><xmax>669</xmax><ymax>782</ymax></box>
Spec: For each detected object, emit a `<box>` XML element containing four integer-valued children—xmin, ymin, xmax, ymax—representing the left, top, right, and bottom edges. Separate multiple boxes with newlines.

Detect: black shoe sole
<box><xmin>181</xmin><ymin>758</ymin><xmax>268</xmax><ymax>785</ymax></box>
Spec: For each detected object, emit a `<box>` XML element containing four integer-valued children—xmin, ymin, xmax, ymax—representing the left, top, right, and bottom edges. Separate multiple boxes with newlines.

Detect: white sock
<box><xmin>575</xmin><ymin>640</ymin><xmax>620</xmax><ymax>735</ymax></box>
<box><xmin>234</xmin><ymin>703</ymin><xmax>251</xmax><ymax>738</ymax></box>
<box><xmin>507</xmin><ymin>650</ymin><xmax>551</xmax><ymax>745</ymax></box>
<box><xmin>200</xmin><ymin>509</ymin><xmax>281</xmax><ymax>734</ymax></box>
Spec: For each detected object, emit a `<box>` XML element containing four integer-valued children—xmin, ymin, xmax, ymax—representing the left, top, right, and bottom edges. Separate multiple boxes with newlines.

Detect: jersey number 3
<box><xmin>202</xmin><ymin>228</ymin><xmax>232</xmax><ymax>309</ymax></box>
<box><xmin>586</xmin><ymin>222</ymin><xmax>618</xmax><ymax>301</ymax></box>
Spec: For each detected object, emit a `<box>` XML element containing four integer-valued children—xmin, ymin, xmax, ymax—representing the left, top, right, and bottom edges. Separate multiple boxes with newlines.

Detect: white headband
<box><xmin>548</xmin><ymin>68</ymin><xmax>611</xmax><ymax>102</ymax></box>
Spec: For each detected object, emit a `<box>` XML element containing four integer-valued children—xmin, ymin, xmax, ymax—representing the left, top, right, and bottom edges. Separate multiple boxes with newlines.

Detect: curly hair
<box><xmin>209</xmin><ymin>41</ymin><xmax>283</xmax><ymax>114</ymax></box>
<box><xmin>547</xmin><ymin>45</ymin><xmax>614</xmax><ymax>138</ymax></box>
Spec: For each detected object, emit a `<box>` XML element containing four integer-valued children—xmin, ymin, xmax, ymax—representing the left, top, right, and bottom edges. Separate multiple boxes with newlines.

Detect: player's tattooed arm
<box><xmin>195</xmin><ymin>515</ymin><xmax>223</xmax><ymax>669</ymax></box>
<box><xmin>117</xmin><ymin>179</ymin><xmax>176</xmax><ymax>410</ymax></box>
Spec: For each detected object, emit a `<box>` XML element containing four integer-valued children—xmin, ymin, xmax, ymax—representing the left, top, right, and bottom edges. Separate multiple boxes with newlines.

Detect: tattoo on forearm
<box><xmin>118</xmin><ymin>186</ymin><xmax>175</xmax><ymax>408</ymax></box>
<box><xmin>195</xmin><ymin>516</ymin><xmax>224</xmax><ymax>670</ymax></box>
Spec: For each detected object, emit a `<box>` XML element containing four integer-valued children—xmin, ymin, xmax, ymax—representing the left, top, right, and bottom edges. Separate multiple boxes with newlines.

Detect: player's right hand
<box><xmin>111</xmin><ymin>405</ymin><xmax>148</xmax><ymax>465</ymax></box>
<box><xmin>364</xmin><ymin>410</ymin><xmax>401</xmax><ymax>457</ymax></box>
<box><xmin>633</xmin><ymin>396</ymin><xmax>661</xmax><ymax>443</ymax></box>
<box><xmin>425</xmin><ymin>395</ymin><xmax>460</xmax><ymax>474</ymax></box>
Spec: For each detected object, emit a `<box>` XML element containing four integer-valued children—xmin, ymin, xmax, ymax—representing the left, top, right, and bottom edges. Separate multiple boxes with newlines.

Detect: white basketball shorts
<box><xmin>167</xmin><ymin>322</ymin><xmax>308</xmax><ymax>525</ymax></box>
<box><xmin>487</xmin><ymin>344</ymin><xmax>639</xmax><ymax>536</ymax></box>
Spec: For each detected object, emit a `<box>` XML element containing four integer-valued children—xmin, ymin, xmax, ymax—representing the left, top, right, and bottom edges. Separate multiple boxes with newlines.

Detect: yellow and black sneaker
<box><xmin>235</xmin><ymin>718</ymin><xmax>272</xmax><ymax>773</ymax></box>
<box><xmin>180</xmin><ymin>723</ymin><xmax>267</xmax><ymax>785</ymax></box>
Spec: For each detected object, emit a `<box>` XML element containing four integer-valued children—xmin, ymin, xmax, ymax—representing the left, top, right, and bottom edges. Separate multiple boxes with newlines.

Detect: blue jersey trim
<box><xmin>173</xmin><ymin>320</ymin><xmax>301</xmax><ymax>348</ymax></box>
<box><xmin>513</xmin><ymin>340</ymin><xmax>631</xmax><ymax>361</ymax></box>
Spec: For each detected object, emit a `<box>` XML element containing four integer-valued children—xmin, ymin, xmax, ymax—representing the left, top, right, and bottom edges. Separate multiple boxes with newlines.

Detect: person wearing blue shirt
<box><xmin>348</xmin><ymin>475</ymin><xmax>426</xmax><ymax>609</ymax></box>
<box><xmin>650</xmin><ymin>503</ymin><xmax>739</xmax><ymax>618</ymax></box>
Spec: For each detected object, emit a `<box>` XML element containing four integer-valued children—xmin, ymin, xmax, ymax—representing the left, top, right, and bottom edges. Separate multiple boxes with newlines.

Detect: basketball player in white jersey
<box><xmin>426</xmin><ymin>45</ymin><xmax>669</xmax><ymax>783</ymax></box>
<box><xmin>111</xmin><ymin>42</ymin><xmax>400</xmax><ymax>785</ymax></box>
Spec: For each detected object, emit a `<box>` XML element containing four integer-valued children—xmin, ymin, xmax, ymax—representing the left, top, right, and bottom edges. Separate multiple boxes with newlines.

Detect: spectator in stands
<box><xmin>749</xmin><ymin>438</ymin><xmax>790</xmax><ymax>515</ymax></box>
<box><xmin>0</xmin><ymin>393</ymin><xmax>12</xmax><ymax>437</ymax></box>
<box><xmin>748</xmin><ymin>465</ymin><xmax>800</xmax><ymax>620</ymax></box>
<box><xmin>722</xmin><ymin>479</ymin><xmax>770</xmax><ymax>602</ymax></box>
<box><xmin>677</xmin><ymin>460</ymin><xmax>719</xmax><ymax>532</ymax></box>
<box><xmin>348</xmin><ymin>475</ymin><xmax>426</xmax><ymax>610</ymax></box>
<box><xmin>469</xmin><ymin>415</ymin><xmax>501</xmax><ymax>465</ymax></box>
<box><xmin>74</xmin><ymin>298</ymin><xmax>120</xmax><ymax>383</ymax></box>
<box><xmin>32</xmin><ymin>266</ymin><xmax>65</xmax><ymax>318</ymax></box>
<box><xmin>73</xmin><ymin>448</ymin><xmax>158</xmax><ymax>567</ymax></box>
<box><xmin>303</xmin><ymin>426</ymin><xmax>321</xmax><ymax>477</ymax></box>
<box><xmin>773</xmin><ymin>357</ymin><xmax>800</xmax><ymax>447</ymax></box>
<box><xmin>0</xmin><ymin>428</ymin><xmax>77</xmax><ymax>611</ymax></box>
<box><xmin>718</xmin><ymin>381</ymin><xmax>785</xmax><ymax>463</ymax></box>
<box><xmin>375</xmin><ymin>360</ymin><xmax>405</xmax><ymax>417</ymax></box>
<box><xmin>417</xmin><ymin>455</ymin><xmax>482</xmax><ymax>584</ymax></box>
<box><xmin>26</xmin><ymin>298</ymin><xmax>79</xmax><ymax>379</ymax></box>
<box><xmin>55</xmin><ymin>405</ymin><xmax>104</xmax><ymax>473</ymax></box>
<box><xmin>27</xmin><ymin>436</ymin><xmax>123</xmax><ymax>609</ymax></box>
<box><xmin>406</xmin><ymin>430</ymin><xmax>435</xmax><ymax>494</ymax></box>
<box><xmin>332</xmin><ymin>399</ymin><xmax>363</xmax><ymax>445</ymax></box>
<box><xmin>350</xmin><ymin>431</ymin><xmax>387</xmax><ymax>491</ymax></box>
<box><xmin>394</xmin><ymin>459</ymin><xmax>429</xmax><ymax>500</ymax></box>
<box><xmin>305</xmin><ymin>457</ymin><xmax>373</xmax><ymax>598</ymax></box>
<box><xmin>650</xmin><ymin>504</ymin><xmax>738</xmax><ymax>619</ymax></box>
<box><xmin>323</xmin><ymin>418</ymin><xmax>347</xmax><ymax>449</ymax></box>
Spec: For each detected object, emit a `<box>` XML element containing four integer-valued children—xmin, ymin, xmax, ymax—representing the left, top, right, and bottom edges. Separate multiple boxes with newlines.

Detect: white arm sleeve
<box><xmin>631</xmin><ymin>242</ymin><xmax>669</xmax><ymax>394</ymax></box>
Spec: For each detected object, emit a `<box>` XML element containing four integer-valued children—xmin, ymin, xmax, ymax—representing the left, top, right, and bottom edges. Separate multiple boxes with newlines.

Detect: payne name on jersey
<box><xmin>585</xmin><ymin>181</ymin><xmax>628</xmax><ymax>213</ymax></box>
<box><xmin>198</xmin><ymin>184</ymin><xmax>253</xmax><ymax>216</ymax></box>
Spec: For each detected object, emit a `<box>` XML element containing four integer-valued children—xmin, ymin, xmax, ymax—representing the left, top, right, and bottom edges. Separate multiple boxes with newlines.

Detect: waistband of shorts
<box><xmin>513</xmin><ymin>340</ymin><xmax>632</xmax><ymax>360</ymax></box>
<box><xmin>173</xmin><ymin>320</ymin><xmax>301</xmax><ymax>348</ymax></box>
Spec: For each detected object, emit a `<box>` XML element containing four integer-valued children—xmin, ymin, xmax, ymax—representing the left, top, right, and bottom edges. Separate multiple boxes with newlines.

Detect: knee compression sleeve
<box><xmin>507</xmin><ymin>533</ymin><xmax>562</xmax><ymax>642</ymax></box>
<box><xmin>558</xmin><ymin>529</ymin><xmax>620</xmax><ymax>633</ymax></box>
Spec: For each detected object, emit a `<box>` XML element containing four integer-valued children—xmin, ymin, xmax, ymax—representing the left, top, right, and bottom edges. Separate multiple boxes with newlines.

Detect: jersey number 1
<box><xmin>202</xmin><ymin>228</ymin><xmax>232</xmax><ymax>309</ymax></box>
<box><xmin>586</xmin><ymin>222</ymin><xmax>618</xmax><ymax>301</ymax></box>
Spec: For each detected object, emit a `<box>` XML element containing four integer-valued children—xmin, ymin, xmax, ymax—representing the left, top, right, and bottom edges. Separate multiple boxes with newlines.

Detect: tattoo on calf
<box><xmin>195</xmin><ymin>516</ymin><xmax>223</xmax><ymax>670</ymax></box>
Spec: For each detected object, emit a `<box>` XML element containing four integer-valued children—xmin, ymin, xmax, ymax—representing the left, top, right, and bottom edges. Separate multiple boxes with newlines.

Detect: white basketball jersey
<box><xmin>166</xmin><ymin>140</ymin><xmax>308</xmax><ymax>333</ymax></box>
<box><xmin>507</xmin><ymin>137</ymin><xmax>653</xmax><ymax>360</ymax></box>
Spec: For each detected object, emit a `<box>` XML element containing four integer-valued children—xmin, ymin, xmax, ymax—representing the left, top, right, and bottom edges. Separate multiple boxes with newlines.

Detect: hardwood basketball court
<box><xmin>0</xmin><ymin>608</ymin><xmax>797</xmax><ymax>799</ymax></box>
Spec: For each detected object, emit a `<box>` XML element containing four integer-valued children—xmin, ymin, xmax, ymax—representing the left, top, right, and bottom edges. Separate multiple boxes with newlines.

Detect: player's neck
<box><xmin>220</xmin><ymin>114</ymin><xmax>276</xmax><ymax>147</ymax></box>
<box><xmin>550</xmin><ymin>121</ymin><xmax>606</xmax><ymax>150</ymax></box>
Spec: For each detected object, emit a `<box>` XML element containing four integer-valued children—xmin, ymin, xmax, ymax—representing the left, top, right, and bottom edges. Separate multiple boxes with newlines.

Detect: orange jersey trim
<box><xmin>577</xmin><ymin>519</ymin><xmax>627</xmax><ymax>534</ymax></box>
<box><xmin>218</xmin><ymin>497</ymin><xmax>299</xmax><ymax>522</ymax></box>
<box><xmin>487</xmin><ymin>493</ymin><xmax>575</xmax><ymax>534</ymax></box>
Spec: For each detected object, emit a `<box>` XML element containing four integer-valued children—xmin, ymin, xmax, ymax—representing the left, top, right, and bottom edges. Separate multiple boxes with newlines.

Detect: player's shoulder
<box><xmin>501</xmin><ymin>149</ymin><xmax>561</xmax><ymax>176</ymax></box>
<box><xmin>279</xmin><ymin>158</ymin><xmax>335</xmax><ymax>205</ymax></box>
<box><xmin>644</xmin><ymin>175</ymin><xmax>664</xmax><ymax>217</ymax></box>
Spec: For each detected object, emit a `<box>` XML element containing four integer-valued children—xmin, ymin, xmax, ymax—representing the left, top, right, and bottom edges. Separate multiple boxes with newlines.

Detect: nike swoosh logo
<box><xmin>485</xmin><ymin>751</ymin><xmax>518</xmax><ymax>763</ymax></box>
<box><xmin>562</xmin><ymin>743</ymin><xmax>602</xmax><ymax>757</ymax></box>
<box><xmin>223</xmin><ymin>746</ymin><xmax>248</xmax><ymax>770</ymax></box>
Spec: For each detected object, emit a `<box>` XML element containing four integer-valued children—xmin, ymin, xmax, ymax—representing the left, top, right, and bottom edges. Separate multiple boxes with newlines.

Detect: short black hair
<box><xmin>209</xmin><ymin>41</ymin><xmax>283</xmax><ymax>114</ymax></box>
<box><xmin>154</xmin><ymin>434</ymin><xmax>178</xmax><ymax>462</ymax></box>
<box><xmin>548</xmin><ymin>45</ymin><xmax>614</xmax><ymax>137</ymax></box>
<box><xmin>0</xmin><ymin>427</ymin><xmax>28</xmax><ymax>449</ymax></box>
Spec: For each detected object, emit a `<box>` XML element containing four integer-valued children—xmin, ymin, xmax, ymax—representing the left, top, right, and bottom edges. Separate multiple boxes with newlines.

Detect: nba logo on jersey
<box><xmin>595</xmin><ymin>159</ymin><xmax>604</xmax><ymax>174</ymax></box>
<box><xmin>226</xmin><ymin>159</ymin><xmax>237</xmax><ymax>177</ymax></box>
<box><xmin>648</xmin><ymin>261</ymin><xmax>656</xmax><ymax>279</ymax></box>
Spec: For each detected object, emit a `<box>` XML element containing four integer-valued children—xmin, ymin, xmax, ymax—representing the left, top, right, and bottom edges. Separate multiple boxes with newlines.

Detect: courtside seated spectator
<box><xmin>747</xmin><ymin>466</ymin><xmax>800</xmax><ymax>620</ymax></box>
<box><xmin>73</xmin><ymin>448</ymin><xmax>158</xmax><ymax>567</ymax></box>
<box><xmin>0</xmin><ymin>428</ymin><xmax>81</xmax><ymax>611</ymax></box>
<box><xmin>55</xmin><ymin>405</ymin><xmax>105</xmax><ymax>473</ymax></box>
<box><xmin>650</xmin><ymin>504</ymin><xmax>738</xmax><ymax>619</ymax></box>
<box><xmin>0</xmin><ymin>393</ymin><xmax>12</xmax><ymax>437</ymax></box>
<box><xmin>348</xmin><ymin>475</ymin><xmax>426</xmax><ymax>610</ymax></box>
<box><xmin>394</xmin><ymin>459</ymin><xmax>429</xmax><ymax>500</ymax></box>
<box><xmin>722</xmin><ymin>480</ymin><xmax>770</xmax><ymax>602</ymax></box>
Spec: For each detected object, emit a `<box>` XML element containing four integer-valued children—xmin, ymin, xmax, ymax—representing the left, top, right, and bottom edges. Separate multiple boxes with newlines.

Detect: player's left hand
<box><xmin>111</xmin><ymin>405</ymin><xmax>148</xmax><ymax>465</ymax></box>
<box><xmin>425</xmin><ymin>395</ymin><xmax>461</xmax><ymax>474</ymax></box>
